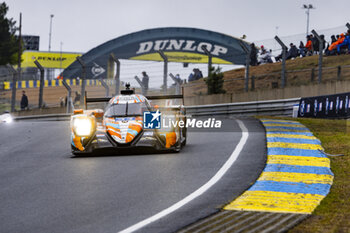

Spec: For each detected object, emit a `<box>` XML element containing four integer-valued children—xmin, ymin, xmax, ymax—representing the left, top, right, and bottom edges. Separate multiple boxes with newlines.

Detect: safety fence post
<box><xmin>346</xmin><ymin>23</ymin><xmax>350</xmax><ymax>30</ymax></box>
<box><xmin>158</xmin><ymin>50</ymin><xmax>168</xmax><ymax>94</ymax></box>
<box><xmin>169</xmin><ymin>73</ymin><xmax>181</xmax><ymax>95</ymax></box>
<box><xmin>99</xmin><ymin>78</ymin><xmax>109</xmax><ymax>97</ymax></box>
<box><xmin>337</xmin><ymin>66</ymin><xmax>342</xmax><ymax>80</ymax></box>
<box><xmin>110</xmin><ymin>53</ymin><xmax>120</xmax><ymax>95</ymax></box>
<box><xmin>201</xmin><ymin>45</ymin><xmax>212</xmax><ymax>78</ymax></box>
<box><xmin>76</xmin><ymin>57</ymin><xmax>87</xmax><ymax>108</ymax></box>
<box><xmin>62</xmin><ymin>79</ymin><xmax>73</xmax><ymax>113</ymax></box>
<box><xmin>239</xmin><ymin>41</ymin><xmax>250</xmax><ymax>92</ymax></box>
<box><xmin>134</xmin><ymin>76</ymin><xmax>146</xmax><ymax>95</ymax></box>
<box><xmin>312</xmin><ymin>30</ymin><xmax>324</xmax><ymax>84</ymax></box>
<box><xmin>251</xmin><ymin>75</ymin><xmax>255</xmax><ymax>91</ymax></box>
<box><xmin>6</xmin><ymin>64</ymin><xmax>17</xmax><ymax>112</ymax></box>
<box><xmin>34</xmin><ymin>60</ymin><xmax>45</xmax><ymax>108</ymax></box>
<box><xmin>275</xmin><ymin>36</ymin><xmax>287</xmax><ymax>88</ymax></box>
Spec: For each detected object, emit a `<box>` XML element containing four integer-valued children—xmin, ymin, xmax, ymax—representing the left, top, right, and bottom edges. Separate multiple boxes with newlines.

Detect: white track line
<box><xmin>119</xmin><ymin>119</ymin><xmax>249</xmax><ymax>233</ymax></box>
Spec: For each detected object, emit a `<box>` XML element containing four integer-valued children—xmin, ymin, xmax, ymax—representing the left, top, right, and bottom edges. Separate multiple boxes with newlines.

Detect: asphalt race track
<box><xmin>0</xmin><ymin>117</ymin><xmax>266</xmax><ymax>233</ymax></box>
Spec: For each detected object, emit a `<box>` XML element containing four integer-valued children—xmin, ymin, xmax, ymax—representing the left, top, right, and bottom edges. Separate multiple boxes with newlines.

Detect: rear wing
<box><xmin>84</xmin><ymin>92</ymin><xmax>184</xmax><ymax>109</ymax></box>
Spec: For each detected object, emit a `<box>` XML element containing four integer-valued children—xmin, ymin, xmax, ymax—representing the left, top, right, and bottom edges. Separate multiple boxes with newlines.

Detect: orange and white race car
<box><xmin>70</xmin><ymin>86</ymin><xmax>187</xmax><ymax>156</ymax></box>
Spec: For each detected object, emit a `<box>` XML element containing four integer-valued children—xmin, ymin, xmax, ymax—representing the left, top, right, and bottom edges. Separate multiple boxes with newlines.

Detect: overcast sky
<box><xmin>4</xmin><ymin>0</ymin><xmax>350</xmax><ymax>87</ymax></box>
<box><xmin>6</xmin><ymin>0</ymin><xmax>350</xmax><ymax>53</ymax></box>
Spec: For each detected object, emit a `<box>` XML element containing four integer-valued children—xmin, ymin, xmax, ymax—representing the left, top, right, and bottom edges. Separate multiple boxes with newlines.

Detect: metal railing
<box><xmin>13</xmin><ymin>97</ymin><xmax>300</xmax><ymax>121</ymax></box>
<box><xmin>185</xmin><ymin>98</ymin><xmax>300</xmax><ymax>117</ymax></box>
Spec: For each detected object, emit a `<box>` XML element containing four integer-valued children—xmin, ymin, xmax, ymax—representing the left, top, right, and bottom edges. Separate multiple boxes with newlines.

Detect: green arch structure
<box><xmin>62</xmin><ymin>27</ymin><xmax>250</xmax><ymax>79</ymax></box>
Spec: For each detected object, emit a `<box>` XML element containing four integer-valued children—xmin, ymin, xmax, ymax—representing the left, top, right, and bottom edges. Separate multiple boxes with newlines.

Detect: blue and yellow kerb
<box><xmin>225</xmin><ymin>119</ymin><xmax>333</xmax><ymax>214</ymax></box>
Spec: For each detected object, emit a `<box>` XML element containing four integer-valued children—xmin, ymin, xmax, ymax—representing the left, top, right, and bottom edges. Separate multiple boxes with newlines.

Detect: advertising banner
<box><xmin>298</xmin><ymin>92</ymin><xmax>350</xmax><ymax>118</ymax></box>
<box><xmin>21</xmin><ymin>51</ymin><xmax>82</xmax><ymax>69</ymax></box>
<box><xmin>62</xmin><ymin>27</ymin><xmax>250</xmax><ymax>79</ymax></box>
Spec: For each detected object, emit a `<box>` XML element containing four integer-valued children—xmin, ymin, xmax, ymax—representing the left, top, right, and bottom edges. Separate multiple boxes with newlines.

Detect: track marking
<box><xmin>119</xmin><ymin>119</ymin><xmax>249</xmax><ymax>233</ymax></box>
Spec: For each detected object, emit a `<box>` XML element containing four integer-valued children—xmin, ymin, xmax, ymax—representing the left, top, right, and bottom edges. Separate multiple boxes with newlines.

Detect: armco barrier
<box><xmin>14</xmin><ymin>113</ymin><xmax>71</xmax><ymax>121</ymax></box>
<box><xmin>185</xmin><ymin>98</ymin><xmax>301</xmax><ymax>117</ymax></box>
<box><xmin>13</xmin><ymin>98</ymin><xmax>301</xmax><ymax>121</ymax></box>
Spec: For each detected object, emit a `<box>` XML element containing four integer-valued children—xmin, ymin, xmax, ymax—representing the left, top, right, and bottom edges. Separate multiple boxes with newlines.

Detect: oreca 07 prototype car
<box><xmin>70</xmin><ymin>87</ymin><xmax>186</xmax><ymax>155</ymax></box>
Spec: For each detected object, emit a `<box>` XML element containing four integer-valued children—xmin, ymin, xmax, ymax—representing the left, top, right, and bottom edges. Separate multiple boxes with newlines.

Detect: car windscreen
<box><xmin>105</xmin><ymin>102</ymin><xmax>148</xmax><ymax>117</ymax></box>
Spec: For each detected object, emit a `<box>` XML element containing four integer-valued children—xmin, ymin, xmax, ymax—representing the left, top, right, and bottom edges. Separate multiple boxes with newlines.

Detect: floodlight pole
<box><xmin>76</xmin><ymin>57</ymin><xmax>86</xmax><ymax>108</ymax></box>
<box><xmin>6</xmin><ymin>64</ymin><xmax>17</xmax><ymax>112</ymax></box>
<box><xmin>34</xmin><ymin>60</ymin><xmax>45</xmax><ymax>108</ymax></box>
<box><xmin>110</xmin><ymin>53</ymin><xmax>120</xmax><ymax>95</ymax></box>
<box><xmin>17</xmin><ymin>13</ymin><xmax>22</xmax><ymax>83</ymax></box>
<box><xmin>201</xmin><ymin>45</ymin><xmax>212</xmax><ymax>77</ymax></box>
<box><xmin>239</xmin><ymin>41</ymin><xmax>250</xmax><ymax>92</ymax></box>
<box><xmin>158</xmin><ymin>50</ymin><xmax>168</xmax><ymax>94</ymax></box>
<box><xmin>275</xmin><ymin>36</ymin><xmax>288</xmax><ymax>88</ymax></box>
<box><xmin>312</xmin><ymin>30</ymin><xmax>324</xmax><ymax>84</ymax></box>
<box><xmin>302</xmin><ymin>4</ymin><xmax>315</xmax><ymax>37</ymax></box>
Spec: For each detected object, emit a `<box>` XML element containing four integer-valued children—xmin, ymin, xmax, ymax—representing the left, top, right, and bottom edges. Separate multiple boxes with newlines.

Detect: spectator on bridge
<box><xmin>141</xmin><ymin>71</ymin><xmax>149</xmax><ymax>95</ymax></box>
<box><xmin>286</xmin><ymin>43</ymin><xmax>299</xmax><ymax>60</ymax></box>
<box><xmin>249</xmin><ymin>43</ymin><xmax>258</xmax><ymax>66</ymax></box>
<box><xmin>20</xmin><ymin>90</ymin><xmax>28</xmax><ymax>110</ymax></box>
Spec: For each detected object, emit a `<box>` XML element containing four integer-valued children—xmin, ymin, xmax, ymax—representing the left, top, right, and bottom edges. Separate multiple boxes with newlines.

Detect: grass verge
<box><xmin>261</xmin><ymin>117</ymin><xmax>350</xmax><ymax>233</ymax></box>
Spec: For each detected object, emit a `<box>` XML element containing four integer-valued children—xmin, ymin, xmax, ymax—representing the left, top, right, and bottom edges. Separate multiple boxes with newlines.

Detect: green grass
<box><xmin>261</xmin><ymin>117</ymin><xmax>350</xmax><ymax>233</ymax></box>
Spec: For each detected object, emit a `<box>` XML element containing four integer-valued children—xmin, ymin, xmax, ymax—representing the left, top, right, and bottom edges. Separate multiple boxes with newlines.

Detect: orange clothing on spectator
<box><xmin>329</xmin><ymin>33</ymin><xmax>345</xmax><ymax>51</ymax></box>
<box><xmin>305</xmin><ymin>40</ymin><xmax>312</xmax><ymax>51</ymax></box>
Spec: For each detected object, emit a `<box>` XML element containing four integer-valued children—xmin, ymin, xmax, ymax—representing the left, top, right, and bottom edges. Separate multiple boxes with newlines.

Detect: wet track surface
<box><xmin>0</xmin><ymin>117</ymin><xmax>266</xmax><ymax>233</ymax></box>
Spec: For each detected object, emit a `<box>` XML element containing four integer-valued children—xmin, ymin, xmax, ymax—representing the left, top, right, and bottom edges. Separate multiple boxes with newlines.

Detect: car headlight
<box><xmin>72</xmin><ymin>116</ymin><xmax>94</xmax><ymax>136</ymax></box>
<box><xmin>4</xmin><ymin>115</ymin><xmax>13</xmax><ymax>123</ymax></box>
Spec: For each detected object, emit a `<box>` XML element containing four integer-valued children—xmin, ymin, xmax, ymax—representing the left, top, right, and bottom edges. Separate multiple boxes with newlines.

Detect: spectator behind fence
<box><xmin>258</xmin><ymin>45</ymin><xmax>273</xmax><ymax>64</ymax></box>
<box><xmin>286</xmin><ymin>43</ymin><xmax>299</xmax><ymax>60</ymax></box>
<box><xmin>337</xmin><ymin>30</ymin><xmax>350</xmax><ymax>54</ymax></box>
<box><xmin>173</xmin><ymin>74</ymin><xmax>182</xmax><ymax>85</ymax></box>
<box><xmin>74</xmin><ymin>91</ymin><xmax>80</xmax><ymax>104</ymax></box>
<box><xmin>250</xmin><ymin>43</ymin><xmax>258</xmax><ymax>66</ymax></box>
<box><xmin>305</xmin><ymin>35</ymin><xmax>313</xmax><ymax>55</ymax></box>
<box><xmin>299</xmin><ymin>41</ymin><xmax>306</xmax><ymax>57</ymax></box>
<box><xmin>188</xmin><ymin>68</ymin><xmax>203</xmax><ymax>82</ymax></box>
<box><xmin>311</xmin><ymin>34</ymin><xmax>319</xmax><ymax>54</ymax></box>
<box><xmin>328</xmin><ymin>33</ymin><xmax>345</xmax><ymax>55</ymax></box>
<box><xmin>20</xmin><ymin>90</ymin><xmax>28</xmax><ymax>110</ymax></box>
<box><xmin>320</xmin><ymin>35</ymin><xmax>326</xmax><ymax>52</ymax></box>
<box><xmin>141</xmin><ymin>71</ymin><xmax>149</xmax><ymax>94</ymax></box>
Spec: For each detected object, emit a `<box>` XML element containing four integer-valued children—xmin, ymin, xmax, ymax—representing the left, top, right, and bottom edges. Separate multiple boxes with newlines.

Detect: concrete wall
<box><xmin>184</xmin><ymin>80</ymin><xmax>350</xmax><ymax>105</ymax></box>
